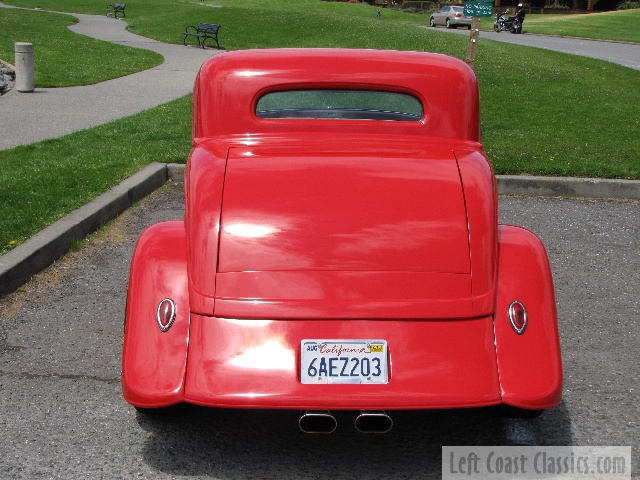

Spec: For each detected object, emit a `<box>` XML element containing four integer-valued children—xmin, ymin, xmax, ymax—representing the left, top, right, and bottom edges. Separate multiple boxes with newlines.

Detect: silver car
<box><xmin>429</xmin><ymin>5</ymin><xmax>472</xmax><ymax>29</ymax></box>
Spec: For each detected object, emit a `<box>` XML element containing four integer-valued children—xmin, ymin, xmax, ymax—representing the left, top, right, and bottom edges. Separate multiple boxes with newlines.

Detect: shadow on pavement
<box><xmin>137</xmin><ymin>403</ymin><xmax>572</xmax><ymax>479</ymax></box>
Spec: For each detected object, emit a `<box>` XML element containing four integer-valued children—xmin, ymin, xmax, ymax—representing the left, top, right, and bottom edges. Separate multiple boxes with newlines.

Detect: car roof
<box><xmin>193</xmin><ymin>49</ymin><xmax>481</xmax><ymax>143</ymax></box>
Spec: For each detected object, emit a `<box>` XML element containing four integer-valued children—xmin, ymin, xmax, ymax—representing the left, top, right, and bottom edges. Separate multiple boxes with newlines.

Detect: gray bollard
<box><xmin>15</xmin><ymin>42</ymin><xmax>35</xmax><ymax>92</ymax></box>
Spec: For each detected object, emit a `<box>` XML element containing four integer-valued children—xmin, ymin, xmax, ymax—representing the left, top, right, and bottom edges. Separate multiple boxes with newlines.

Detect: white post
<box><xmin>15</xmin><ymin>42</ymin><xmax>35</xmax><ymax>93</ymax></box>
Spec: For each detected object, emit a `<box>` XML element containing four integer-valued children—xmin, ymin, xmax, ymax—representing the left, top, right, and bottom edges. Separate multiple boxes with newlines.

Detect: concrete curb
<box><xmin>1</xmin><ymin>163</ymin><xmax>638</xmax><ymax>298</ymax></box>
<box><xmin>0</xmin><ymin>162</ymin><xmax>167</xmax><ymax>297</ymax></box>
<box><xmin>497</xmin><ymin>175</ymin><xmax>640</xmax><ymax>200</ymax></box>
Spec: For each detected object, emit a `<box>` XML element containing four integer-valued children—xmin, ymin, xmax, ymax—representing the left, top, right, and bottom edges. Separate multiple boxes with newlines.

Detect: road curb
<box><xmin>497</xmin><ymin>175</ymin><xmax>640</xmax><ymax>200</ymax></box>
<box><xmin>0</xmin><ymin>162</ymin><xmax>167</xmax><ymax>297</ymax></box>
<box><xmin>1</xmin><ymin>163</ymin><xmax>638</xmax><ymax>298</ymax></box>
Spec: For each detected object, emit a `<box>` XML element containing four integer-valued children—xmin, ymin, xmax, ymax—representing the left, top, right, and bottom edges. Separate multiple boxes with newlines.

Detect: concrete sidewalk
<box><xmin>432</xmin><ymin>27</ymin><xmax>640</xmax><ymax>71</ymax></box>
<box><xmin>0</xmin><ymin>9</ymin><xmax>219</xmax><ymax>150</ymax></box>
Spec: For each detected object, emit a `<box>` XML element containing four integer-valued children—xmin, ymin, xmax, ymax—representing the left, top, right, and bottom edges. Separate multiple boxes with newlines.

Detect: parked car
<box><xmin>430</xmin><ymin>5</ymin><xmax>472</xmax><ymax>28</ymax></box>
<box><xmin>122</xmin><ymin>49</ymin><xmax>562</xmax><ymax>433</ymax></box>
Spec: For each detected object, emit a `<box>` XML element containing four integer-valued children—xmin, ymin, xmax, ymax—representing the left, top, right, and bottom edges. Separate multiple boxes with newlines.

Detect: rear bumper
<box><xmin>184</xmin><ymin>315</ymin><xmax>503</xmax><ymax>410</ymax></box>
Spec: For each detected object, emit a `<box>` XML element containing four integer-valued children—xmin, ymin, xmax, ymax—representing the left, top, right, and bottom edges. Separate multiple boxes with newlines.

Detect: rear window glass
<box><xmin>255</xmin><ymin>89</ymin><xmax>423</xmax><ymax>121</ymax></box>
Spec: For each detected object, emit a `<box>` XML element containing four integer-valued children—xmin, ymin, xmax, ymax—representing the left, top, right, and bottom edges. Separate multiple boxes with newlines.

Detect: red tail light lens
<box><xmin>455</xmin><ymin>13</ymin><xmax>462</xmax><ymax>17</ymax></box>
<box><xmin>508</xmin><ymin>301</ymin><xmax>527</xmax><ymax>334</ymax></box>
<box><xmin>156</xmin><ymin>298</ymin><xmax>177</xmax><ymax>332</ymax></box>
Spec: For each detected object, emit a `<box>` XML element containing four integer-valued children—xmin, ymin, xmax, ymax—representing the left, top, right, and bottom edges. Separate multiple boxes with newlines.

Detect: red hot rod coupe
<box><xmin>122</xmin><ymin>49</ymin><xmax>562</xmax><ymax>433</ymax></box>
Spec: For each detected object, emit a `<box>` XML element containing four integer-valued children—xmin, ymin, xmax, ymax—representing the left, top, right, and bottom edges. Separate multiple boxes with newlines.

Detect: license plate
<box><xmin>300</xmin><ymin>339</ymin><xmax>388</xmax><ymax>384</ymax></box>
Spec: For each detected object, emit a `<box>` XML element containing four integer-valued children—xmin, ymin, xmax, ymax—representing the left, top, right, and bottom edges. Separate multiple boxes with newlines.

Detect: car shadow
<box><xmin>138</xmin><ymin>402</ymin><xmax>572</xmax><ymax>479</ymax></box>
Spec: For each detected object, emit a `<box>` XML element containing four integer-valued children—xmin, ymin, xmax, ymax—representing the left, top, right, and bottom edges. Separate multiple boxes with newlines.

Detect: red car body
<box><xmin>122</xmin><ymin>49</ymin><xmax>562</xmax><ymax>422</ymax></box>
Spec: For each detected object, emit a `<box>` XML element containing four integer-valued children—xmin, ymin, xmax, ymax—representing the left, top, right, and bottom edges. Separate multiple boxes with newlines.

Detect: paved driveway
<box><xmin>431</xmin><ymin>26</ymin><xmax>640</xmax><ymax>70</ymax></box>
<box><xmin>0</xmin><ymin>183</ymin><xmax>637</xmax><ymax>479</ymax></box>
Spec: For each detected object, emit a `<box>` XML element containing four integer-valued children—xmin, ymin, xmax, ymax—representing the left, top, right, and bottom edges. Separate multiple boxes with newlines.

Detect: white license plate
<box><xmin>300</xmin><ymin>339</ymin><xmax>388</xmax><ymax>384</ymax></box>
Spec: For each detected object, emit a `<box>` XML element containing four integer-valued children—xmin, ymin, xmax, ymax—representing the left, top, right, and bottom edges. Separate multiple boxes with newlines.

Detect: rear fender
<box><xmin>122</xmin><ymin>221</ymin><xmax>190</xmax><ymax>407</ymax></box>
<box><xmin>494</xmin><ymin>225</ymin><xmax>562</xmax><ymax>410</ymax></box>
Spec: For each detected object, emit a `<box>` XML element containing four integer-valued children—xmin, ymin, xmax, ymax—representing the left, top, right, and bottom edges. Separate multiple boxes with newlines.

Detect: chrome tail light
<box><xmin>156</xmin><ymin>298</ymin><xmax>176</xmax><ymax>332</ymax></box>
<box><xmin>508</xmin><ymin>301</ymin><xmax>527</xmax><ymax>335</ymax></box>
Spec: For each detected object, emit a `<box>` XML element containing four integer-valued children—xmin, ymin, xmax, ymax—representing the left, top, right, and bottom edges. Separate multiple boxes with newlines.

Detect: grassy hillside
<box><xmin>523</xmin><ymin>9</ymin><xmax>640</xmax><ymax>42</ymax></box>
<box><xmin>1</xmin><ymin>0</ymin><xmax>638</xmax><ymax>252</ymax></box>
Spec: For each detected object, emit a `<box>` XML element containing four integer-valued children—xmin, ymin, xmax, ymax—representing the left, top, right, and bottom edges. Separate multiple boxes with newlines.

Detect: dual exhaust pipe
<box><xmin>299</xmin><ymin>410</ymin><xmax>393</xmax><ymax>434</ymax></box>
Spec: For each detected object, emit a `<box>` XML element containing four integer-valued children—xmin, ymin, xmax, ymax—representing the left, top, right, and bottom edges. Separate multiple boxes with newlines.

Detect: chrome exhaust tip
<box><xmin>299</xmin><ymin>411</ymin><xmax>337</xmax><ymax>434</ymax></box>
<box><xmin>354</xmin><ymin>411</ymin><xmax>393</xmax><ymax>434</ymax></box>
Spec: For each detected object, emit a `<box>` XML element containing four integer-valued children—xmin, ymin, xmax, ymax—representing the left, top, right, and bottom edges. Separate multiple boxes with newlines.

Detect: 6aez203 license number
<box><xmin>300</xmin><ymin>340</ymin><xmax>388</xmax><ymax>384</ymax></box>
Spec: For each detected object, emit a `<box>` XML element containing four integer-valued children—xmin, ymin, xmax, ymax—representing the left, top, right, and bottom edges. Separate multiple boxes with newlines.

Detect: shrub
<box><xmin>400</xmin><ymin>1</ymin><xmax>434</xmax><ymax>11</ymax></box>
<box><xmin>616</xmin><ymin>0</ymin><xmax>639</xmax><ymax>8</ymax></box>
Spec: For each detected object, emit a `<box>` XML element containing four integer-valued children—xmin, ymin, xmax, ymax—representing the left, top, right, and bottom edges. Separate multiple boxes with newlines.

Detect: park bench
<box><xmin>183</xmin><ymin>23</ymin><xmax>221</xmax><ymax>49</ymax></box>
<box><xmin>106</xmin><ymin>3</ymin><xmax>126</xmax><ymax>18</ymax></box>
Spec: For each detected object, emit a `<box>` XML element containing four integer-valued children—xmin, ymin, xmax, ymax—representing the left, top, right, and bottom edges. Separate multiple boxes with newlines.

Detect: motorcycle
<box><xmin>494</xmin><ymin>10</ymin><xmax>524</xmax><ymax>34</ymax></box>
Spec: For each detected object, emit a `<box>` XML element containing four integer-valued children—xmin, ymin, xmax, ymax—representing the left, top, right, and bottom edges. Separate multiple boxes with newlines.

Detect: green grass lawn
<box><xmin>6</xmin><ymin>0</ymin><xmax>640</xmax><ymax>45</ymax></box>
<box><xmin>480</xmin><ymin>9</ymin><xmax>640</xmax><ymax>43</ymax></box>
<box><xmin>521</xmin><ymin>9</ymin><xmax>640</xmax><ymax>43</ymax></box>
<box><xmin>0</xmin><ymin>97</ymin><xmax>192</xmax><ymax>253</ymax></box>
<box><xmin>0</xmin><ymin>0</ymin><xmax>639</xmax><ymax>254</ymax></box>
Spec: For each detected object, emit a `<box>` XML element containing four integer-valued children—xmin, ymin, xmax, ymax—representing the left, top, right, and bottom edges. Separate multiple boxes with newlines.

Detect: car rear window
<box><xmin>255</xmin><ymin>89</ymin><xmax>424</xmax><ymax>121</ymax></box>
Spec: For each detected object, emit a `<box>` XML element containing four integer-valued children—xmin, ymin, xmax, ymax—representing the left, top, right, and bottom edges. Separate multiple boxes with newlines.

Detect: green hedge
<box><xmin>616</xmin><ymin>1</ymin><xmax>639</xmax><ymax>9</ymax></box>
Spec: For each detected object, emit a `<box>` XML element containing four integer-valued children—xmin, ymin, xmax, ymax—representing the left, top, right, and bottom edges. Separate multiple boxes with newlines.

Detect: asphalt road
<box><xmin>432</xmin><ymin>25</ymin><xmax>640</xmax><ymax>70</ymax></box>
<box><xmin>0</xmin><ymin>182</ymin><xmax>638</xmax><ymax>479</ymax></box>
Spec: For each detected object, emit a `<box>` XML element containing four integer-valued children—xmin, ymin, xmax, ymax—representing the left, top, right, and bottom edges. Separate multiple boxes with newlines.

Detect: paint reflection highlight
<box><xmin>224</xmin><ymin>223</ymin><xmax>279</xmax><ymax>238</ymax></box>
<box><xmin>229</xmin><ymin>340</ymin><xmax>295</xmax><ymax>372</ymax></box>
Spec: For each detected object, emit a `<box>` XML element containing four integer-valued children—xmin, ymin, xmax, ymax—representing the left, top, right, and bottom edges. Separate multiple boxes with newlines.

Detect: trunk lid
<box><xmin>214</xmin><ymin>145</ymin><xmax>473</xmax><ymax>319</ymax></box>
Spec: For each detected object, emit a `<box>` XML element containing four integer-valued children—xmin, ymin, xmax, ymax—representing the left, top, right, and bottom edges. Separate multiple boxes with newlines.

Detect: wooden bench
<box><xmin>183</xmin><ymin>23</ymin><xmax>221</xmax><ymax>49</ymax></box>
<box><xmin>106</xmin><ymin>3</ymin><xmax>126</xmax><ymax>18</ymax></box>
